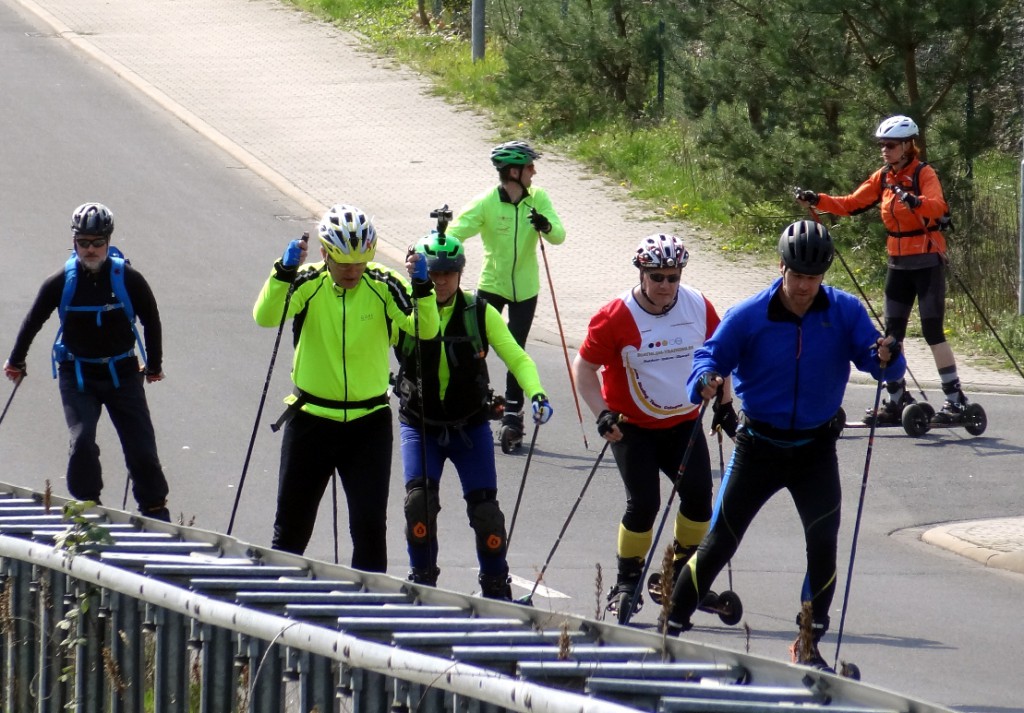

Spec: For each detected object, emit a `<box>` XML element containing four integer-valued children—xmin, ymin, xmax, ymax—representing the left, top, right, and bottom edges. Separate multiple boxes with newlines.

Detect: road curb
<box><xmin>921</xmin><ymin>520</ymin><xmax>1024</xmax><ymax>575</ymax></box>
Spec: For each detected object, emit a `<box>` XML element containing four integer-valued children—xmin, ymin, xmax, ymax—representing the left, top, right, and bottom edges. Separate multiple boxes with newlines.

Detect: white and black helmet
<box><xmin>318</xmin><ymin>204</ymin><xmax>377</xmax><ymax>264</ymax></box>
<box><xmin>633</xmin><ymin>233</ymin><xmax>689</xmax><ymax>270</ymax></box>
<box><xmin>875</xmin><ymin>115</ymin><xmax>919</xmax><ymax>141</ymax></box>
<box><xmin>71</xmin><ymin>202</ymin><xmax>114</xmax><ymax>236</ymax></box>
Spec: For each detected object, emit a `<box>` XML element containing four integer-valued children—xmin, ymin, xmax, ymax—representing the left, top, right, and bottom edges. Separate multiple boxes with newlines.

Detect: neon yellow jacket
<box><xmin>447</xmin><ymin>186</ymin><xmax>566</xmax><ymax>302</ymax></box>
<box><xmin>253</xmin><ymin>261</ymin><xmax>438</xmax><ymax>422</ymax></box>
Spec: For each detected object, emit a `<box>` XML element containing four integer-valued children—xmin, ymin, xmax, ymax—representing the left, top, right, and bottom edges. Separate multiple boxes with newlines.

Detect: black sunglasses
<box><xmin>75</xmin><ymin>237</ymin><xmax>109</xmax><ymax>249</ymax></box>
<box><xmin>645</xmin><ymin>272</ymin><xmax>680</xmax><ymax>283</ymax></box>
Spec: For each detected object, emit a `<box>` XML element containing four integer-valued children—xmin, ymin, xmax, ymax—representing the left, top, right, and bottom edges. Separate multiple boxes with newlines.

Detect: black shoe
<box><xmin>478</xmin><ymin>571</ymin><xmax>513</xmax><ymax>600</ymax></box>
<box><xmin>407</xmin><ymin>566</ymin><xmax>440</xmax><ymax>586</ymax></box>
<box><xmin>933</xmin><ymin>392</ymin><xmax>968</xmax><ymax>423</ymax></box>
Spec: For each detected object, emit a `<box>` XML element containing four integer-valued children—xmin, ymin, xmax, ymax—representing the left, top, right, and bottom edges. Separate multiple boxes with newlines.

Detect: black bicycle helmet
<box><xmin>778</xmin><ymin>220</ymin><xmax>834</xmax><ymax>275</ymax></box>
<box><xmin>71</xmin><ymin>202</ymin><xmax>114</xmax><ymax>236</ymax></box>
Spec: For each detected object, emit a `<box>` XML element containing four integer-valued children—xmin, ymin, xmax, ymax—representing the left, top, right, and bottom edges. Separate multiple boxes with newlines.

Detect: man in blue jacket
<box><xmin>662</xmin><ymin>220</ymin><xmax>904</xmax><ymax>670</ymax></box>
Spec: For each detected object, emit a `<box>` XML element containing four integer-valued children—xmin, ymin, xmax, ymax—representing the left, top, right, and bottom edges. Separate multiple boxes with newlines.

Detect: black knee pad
<box><xmin>465</xmin><ymin>489</ymin><xmax>506</xmax><ymax>556</ymax></box>
<box><xmin>404</xmin><ymin>479</ymin><xmax>441</xmax><ymax>546</ymax></box>
<box><xmin>920</xmin><ymin>317</ymin><xmax>946</xmax><ymax>346</ymax></box>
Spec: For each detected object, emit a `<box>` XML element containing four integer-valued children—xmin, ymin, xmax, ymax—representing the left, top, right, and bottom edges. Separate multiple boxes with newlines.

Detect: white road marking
<box><xmin>508</xmin><ymin>573</ymin><xmax>570</xmax><ymax>599</ymax></box>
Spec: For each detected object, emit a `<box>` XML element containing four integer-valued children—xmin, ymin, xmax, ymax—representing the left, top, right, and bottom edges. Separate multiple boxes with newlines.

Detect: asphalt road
<box><xmin>1</xmin><ymin>3</ymin><xmax>1022</xmax><ymax>711</ymax></box>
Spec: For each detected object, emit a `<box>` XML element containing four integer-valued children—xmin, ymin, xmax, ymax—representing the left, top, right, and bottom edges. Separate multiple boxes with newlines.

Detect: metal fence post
<box><xmin>108</xmin><ymin>590</ymin><xmax>145</xmax><ymax>713</ymax></box>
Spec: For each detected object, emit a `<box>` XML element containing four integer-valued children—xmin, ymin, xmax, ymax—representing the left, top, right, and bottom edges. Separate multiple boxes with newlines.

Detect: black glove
<box><xmin>596</xmin><ymin>409</ymin><xmax>621</xmax><ymax>438</ymax></box>
<box><xmin>529</xmin><ymin>209</ymin><xmax>552</xmax><ymax>234</ymax></box>
<box><xmin>711</xmin><ymin>400</ymin><xmax>738</xmax><ymax>439</ymax></box>
<box><xmin>793</xmin><ymin>187</ymin><xmax>819</xmax><ymax>206</ymax></box>
<box><xmin>892</xmin><ymin>186</ymin><xmax>921</xmax><ymax>209</ymax></box>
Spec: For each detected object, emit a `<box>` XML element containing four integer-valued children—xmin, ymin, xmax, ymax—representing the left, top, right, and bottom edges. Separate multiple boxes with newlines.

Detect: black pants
<box><xmin>610</xmin><ymin>419</ymin><xmax>713</xmax><ymax>535</ymax></box>
<box><xmin>670</xmin><ymin>426</ymin><xmax>841</xmax><ymax>628</ymax></box>
<box><xmin>59</xmin><ymin>368</ymin><xmax>169</xmax><ymax>512</ymax></box>
<box><xmin>272</xmin><ymin>408</ymin><xmax>392</xmax><ymax>570</ymax></box>
<box><xmin>476</xmin><ymin>291</ymin><xmax>537</xmax><ymax>411</ymax></box>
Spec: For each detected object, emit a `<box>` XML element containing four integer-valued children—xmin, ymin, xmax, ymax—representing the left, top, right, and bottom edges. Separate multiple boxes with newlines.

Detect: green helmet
<box><xmin>490</xmin><ymin>140</ymin><xmax>541</xmax><ymax>168</ymax></box>
<box><xmin>416</xmin><ymin>231</ymin><xmax>466</xmax><ymax>272</ymax></box>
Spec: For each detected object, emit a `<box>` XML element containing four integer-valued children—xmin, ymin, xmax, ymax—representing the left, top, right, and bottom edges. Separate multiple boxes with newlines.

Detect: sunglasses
<box><xmin>878</xmin><ymin>141</ymin><xmax>902</xmax><ymax>150</ymax></box>
<box><xmin>645</xmin><ymin>272</ymin><xmax>680</xmax><ymax>284</ymax></box>
<box><xmin>75</xmin><ymin>237</ymin><xmax>109</xmax><ymax>249</ymax></box>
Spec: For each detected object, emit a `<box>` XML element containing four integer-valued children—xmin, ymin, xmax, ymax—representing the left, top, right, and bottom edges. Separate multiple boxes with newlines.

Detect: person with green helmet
<box><xmin>446</xmin><ymin>140</ymin><xmax>566</xmax><ymax>454</ymax></box>
<box><xmin>395</xmin><ymin>229</ymin><xmax>553</xmax><ymax>599</ymax></box>
<box><xmin>253</xmin><ymin>203</ymin><xmax>439</xmax><ymax>568</ymax></box>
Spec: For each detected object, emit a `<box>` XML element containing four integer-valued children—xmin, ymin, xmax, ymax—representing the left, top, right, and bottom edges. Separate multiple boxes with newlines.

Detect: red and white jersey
<box><xmin>579</xmin><ymin>284</ymin><xmax>720</xmax><ymax>429</ymax></box>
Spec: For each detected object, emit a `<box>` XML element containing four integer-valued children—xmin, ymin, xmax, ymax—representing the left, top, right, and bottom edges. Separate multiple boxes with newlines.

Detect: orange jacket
<box><xmin>815</xmin><ymin>158</ymin><xmax>949</xmax><ymax>257</ymax></box>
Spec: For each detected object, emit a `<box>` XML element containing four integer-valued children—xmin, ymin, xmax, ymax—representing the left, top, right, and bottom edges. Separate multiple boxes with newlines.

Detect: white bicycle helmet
<box><xmin>875</xmin><ymin>115</ymin><xmax>919</xmax><ymax>141</ymax></box>
<box><xmin>633</xmin><ymin>233</ymin><xmax>689</xmax><ymax>269</ymax></box>
<box><xmin>318</xmin><ymin>204</ymin><xmax>377</xmax><ymax>263</ymax></box>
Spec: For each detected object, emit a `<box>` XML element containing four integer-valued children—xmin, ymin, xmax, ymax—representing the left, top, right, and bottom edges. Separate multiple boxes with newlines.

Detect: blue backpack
<box><xmin>51</xmin><ymin>247</ymin><xmax>147</xmax><ymax>389</ymax></box>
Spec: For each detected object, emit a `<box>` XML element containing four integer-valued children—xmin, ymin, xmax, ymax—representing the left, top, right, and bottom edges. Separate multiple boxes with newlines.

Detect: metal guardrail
<box><xmin>0</xmin><ymin>483</ymin><xmax>955</xmax><ymax>713</ymax></box>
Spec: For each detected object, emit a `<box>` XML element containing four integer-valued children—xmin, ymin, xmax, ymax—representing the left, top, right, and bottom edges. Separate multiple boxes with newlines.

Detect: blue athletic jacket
<box><xmin>687</xmin><ymin>279</ymin><xmax>905</xmax><ymax>431</ymax></box>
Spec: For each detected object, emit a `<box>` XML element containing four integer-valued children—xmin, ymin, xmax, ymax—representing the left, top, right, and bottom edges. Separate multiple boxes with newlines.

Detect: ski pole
<box><xmin>833</xmin><ymin>373</ymin><xmax>885</xmax><ymax>668</ymax></box>
<box><xmin>226</xmin><ymin>236</ymin><xmax>306</xmax><ymax>535</ymax></box>
<box><xmin>536</xmin><ymin>226</ymin><xmax>589</xmax><ymax>451</ymax></box>
<box><xmin>515</xmin><ymin>441</ymin><xmax>610</xmax><ymax>606</ymax></box>
<box><xmin>331</xmin><ymin>471</ymin><xmax>340</xmax><ymax>565</ymax></box>
<box><xmin>622</xmin><ymin>399</ymin><xmax>709</xmax><ymax>625</ymax></box>
<box><xmin>804</xmin><ymin>204</ymin><xmax>928</xmax><ymax>400</ymax></box>
<box><xmin>715</xmin><ymin>428</ymin><xmax>734</xmax><ymax>593</ymax></box>
<box><xmin>504</xmin><ymin>421</ymin><xmax>541</xmax><ymax>552</ymax></box>
<box><xmin>0</xmin><ymin>376</ymin><xmax>21</xmax><ymax>430</ymax></box>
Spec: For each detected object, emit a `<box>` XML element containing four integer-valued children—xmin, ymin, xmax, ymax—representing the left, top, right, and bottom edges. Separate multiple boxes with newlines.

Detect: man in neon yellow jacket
<box><xmin>253</xmin><ymin>203</ymin><xmax>438</xmax><ymax>568</ymax></box>
<box><xmin>447</xmin><ymin>140</ymin><xmax>566</xmax><ymax>453</ymax></box>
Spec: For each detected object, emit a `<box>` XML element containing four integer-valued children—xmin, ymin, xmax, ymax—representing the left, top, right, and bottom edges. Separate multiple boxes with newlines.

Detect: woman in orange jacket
<box><xmin>795</xmin><ymin>115</ymin><xmax>968</xmax><ymax>422</ymax></box>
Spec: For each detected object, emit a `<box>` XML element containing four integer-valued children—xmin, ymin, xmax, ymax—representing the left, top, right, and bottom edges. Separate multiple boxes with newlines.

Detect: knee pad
<box><xmin>404</xmin><ymin>479</ymin><xmax>441</xmax><ymax>546</ymax></box>
<box><xmin>920</xmin><ymin>317</ymin><xmax>946</xmax><ymax>346</ymax></box>
<box><xmin>465</xmin><ymin>489</ymin><xmax>506</xmax><ymax>556</ymax></box>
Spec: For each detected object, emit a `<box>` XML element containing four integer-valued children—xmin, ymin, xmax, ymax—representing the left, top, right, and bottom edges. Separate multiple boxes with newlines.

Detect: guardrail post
<box><xmin>3</xmin><ymin>558</ymin><xmax>38</xmax><ymax>710</ymax></box>
<box><xmin>75</xmin><ymin>583</ymin><xmax>105</xmax><ymax>713</ymax></box>
<box><xmin>153</xmin><ymin>607</ymin><xmax>190</xmax><ymax>712</ymax></box>
<box><xmin>242</xmin><ymin>635</ymin><xmax>282</xmax><ymax>712</ymax></box>
<box><xmin>108</xmin><ymin>591</ymin><xmax>145</xmax><ymax>713</ymax></box>
<box><xmin>299</xmin><ymin>651</ymin><xmax>336</xmax><ymax>712</ymax></box>
<box><xmin>199</xmin><ymin>623</ymin><xmax>234</xmax><ymax>712</ymax></box>
<box><xmin>36</xmin><ymin>565</ymin><xmax>69</xmax><ymax>713</ymax></box>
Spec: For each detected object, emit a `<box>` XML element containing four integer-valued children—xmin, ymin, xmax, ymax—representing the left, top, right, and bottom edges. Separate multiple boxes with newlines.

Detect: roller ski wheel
<box><xmin>838</xmin><ymin>661</ymin><xmax>861</xmax><ymax>680</ymax></box>
<box><xmin>901</xmin><ymin>403</ymin><xmax>931</xmax><ymax>437</ymax></box>
<box><xmin>927</xmin><ymin>401</ymin><xmax>987</xmax><ymax>436</ymax></box>
<box><xmin>699</xmin><ymin>589</ymin><xmax>744</xmax><ymax>626</ymax></box>
<box><xmin>646</xmin><ymin>574</ymin><xmax>743</xmax><ymax>627</ymax></box>
<box><xmin>604</xmin><ymin>587</ymin><xmax>642</xmax><ymax>625</ymax></box>
<box><xmin>499</xmin><ymin>421</ymin><xmax>523</xmax><ymax>454</ymax></box>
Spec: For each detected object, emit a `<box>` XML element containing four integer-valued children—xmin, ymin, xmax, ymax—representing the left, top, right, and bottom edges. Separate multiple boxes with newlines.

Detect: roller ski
<box><xmin>499</xmin><ymin>411</ymin><xmax>524</xmax><ymax>454</ymax></box>
<box><xmin>847</xmin><ymin>382</ymin><xmax>987</xmax><ymax>438</ymax></box>
<box><xmin>790</xmin><ymin>605</ymin><xmax>860</xmax><ymax>680</ymax></box>
<box><xmin>646</xmin><ymin>572</ymin><xmax>744</xmax><ymax>626</ymax></box>
<box><xmin>603</xmin><ymin>557</ymin><xmax>643</xmax><ymax>625</ymax></box>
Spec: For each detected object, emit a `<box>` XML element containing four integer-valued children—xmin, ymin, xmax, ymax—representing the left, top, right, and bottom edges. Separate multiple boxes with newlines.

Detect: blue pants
<box><xmin>400</xmin><ymin>421</ymin><xmax>506</xmax><ymax>574</ymax></box>
<box><xmin>58</xmin><ymin>368</ymin><xmax>169</xmax><ymax>513</ymax></box>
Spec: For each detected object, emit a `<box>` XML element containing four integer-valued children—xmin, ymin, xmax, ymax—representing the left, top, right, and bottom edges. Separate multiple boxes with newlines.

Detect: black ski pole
<box><xmin>504</xmin><ymin>421</ymin><xmax>540</xmax><ymax>552</ymax></box>
<box><xmin>0</xmin><ymin>377</ymin><xmax>21</xmax><ymax>430</ymax></box>
<box><xmin>833</xmin><ymin>373</ymin><xmax>885</xmax><ymax>668</ymax></box>
<box><xmin>622</xmin><ymin>399</ymin><xmax>709</xmax><ymax>625</ymax></box>
<box><xmin>331</xmin><ymin>471</ymin><xmax>340</xmax><ymax>564</ymax></box>
<box><xmin>804</xmin><ymin>203</ymin><xmax>928</xmax><ymax>401</ymax></box>
<box><xmin>516</xmin><ymin>442</ymin><xmax>610</xmax><ymax>606</ymax></box>
<box><xmin>226</xmin><ymin>234</ymin><xmax>306</xmax><ymax>535</ymax></box>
